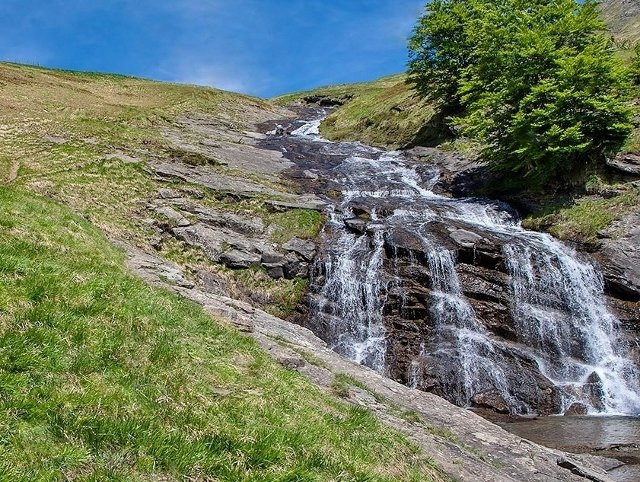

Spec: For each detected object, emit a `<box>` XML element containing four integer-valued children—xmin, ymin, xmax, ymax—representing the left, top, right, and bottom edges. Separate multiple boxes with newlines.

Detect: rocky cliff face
<box><xmin>600</xmin><ymin>0</ymin><xmax>640</xmax><ymax>44</ymax></box>
<box><xmin>259</xmin><ymin>109</ymin><xmax>640</xmax><ymax>417</ymax></box>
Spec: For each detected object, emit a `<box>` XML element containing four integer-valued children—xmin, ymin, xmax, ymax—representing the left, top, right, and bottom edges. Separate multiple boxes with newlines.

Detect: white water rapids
<box><xmin>290</xmin><ymin>116</ymin><xmax>640</xmax><ymax>416</ymax></box>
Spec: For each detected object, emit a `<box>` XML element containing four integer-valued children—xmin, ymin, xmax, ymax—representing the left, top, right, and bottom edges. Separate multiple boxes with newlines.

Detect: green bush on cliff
<box><xmin>409</xmin><ymin>0</ymin><xmax>633</xmax><ymax>184</ymax></box>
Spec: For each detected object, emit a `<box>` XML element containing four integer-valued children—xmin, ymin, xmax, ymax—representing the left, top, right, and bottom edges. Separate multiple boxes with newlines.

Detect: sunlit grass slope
<box><xmin>0</xmin><ymin>62</ymin><xmax>273</xmax><ymax>238</ymax></box>
<box><xmin>0</xmin><ymin>62</ymin><xmax>327</xmax><ymax>318</ymax></box>
<box><xmin>274</xmin><ymin>75</ymin><xmax>435</xmax><ymax>149</ymax></box>
<box><xmin>0</xmin><ymin>187</ymin><xmax>443</xmax><ymax>481</ymax></box>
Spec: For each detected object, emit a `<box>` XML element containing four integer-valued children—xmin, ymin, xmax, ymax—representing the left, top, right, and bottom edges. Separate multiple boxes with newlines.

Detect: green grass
<box><xmin>275</xmin><ymin>75</ymin><xmax>437</xmax><ymax>149</ymax></box>
<box><xmin>0</xmin><ymin>62</ymin><xmax>318</xmax><ymax>317</ymax></box>
<box><xmin>0</xmin><ymin>61</ymin><xmax>282</xmax><ymax>242</ymax></box>
<box><xmin>229</xmin><ymin>268</ymin><xmax>310</xmax><ymax>319</ymax></box>
<box><xmin>332</xmin><ymin>374</ymin><xmax>386</xmax><ymax>404</ymax></box>
<box><xmin>268</xmin><ymin>209</ymin><xmax>325</xmax><ymax>244</ymax></box>
<box><xmin>0</xmin><ymin>187</ymin><xmax>445</xmax><ymax>481</ymax></box>
<box><xmin>523</xmin><ymin>188</ymin><xmax>640</xmax><ymax>244</ymax></box>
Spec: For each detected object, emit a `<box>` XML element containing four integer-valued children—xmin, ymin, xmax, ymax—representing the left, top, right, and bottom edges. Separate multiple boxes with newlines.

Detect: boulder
<box><xmin>344</xmin><ymin>218</ymin><xmax>368</xmax><ymax>234</ymax></box>
<box><xmin>182</xmin><ymin>188</ymin><xmax>205</xmax><ymax>199</ymax></box>
<box><xmin>220</xmin><ymin>249</ymin><xmax>261</xmax><ymax>270</ymax></box>
<box><xmin>283</xmin><ymin>237</ymin><xmax>317</xmax><ymax>261</ymax></box>
<box><xmin>261</xmin><ymin>248</ymin><xmax>286</xmax><ymax>265</ymax></box>
<box><xmin>283</xmin><ymin>252</ymin><xmax>302</xmax><ymax>279</ymax></box>
<box><xmin>564</xmin><ymin>402</ymin><xmax>589</xmax><ymax>416</ymax></box>
<box><xmin>607</xmin><ymin>153</ymin><xmax>640</xmax><ymax>176</ymax></box>
<box><xmin>470</xmin><ymin>389</ymin><xmax>511</xmax><ymax>414</ymax></box>
<box><xmin>156</xmin><ymin>206</ymin><xmax>191</xmax><ymax>227</ymax></box>
<box><xmin>263</xmin><ymin>263</ymin><xmax>285</xmax><ymax>279</ymax></box>
<box><xmin>172</xmin><ymin>224</ymin><xmax>226</xmax><ymax>261</ymax></box>
<box><xmin>450</xmin><ymin>229</ymin><xmax>483</xmax><ymax>247</ymax></box>
<box><xmin>150</xmin><ymin>235</ymin><xmax>163</xmax><ymax>250</ymax></box>
<box><xmin>157</xmin><ymin>188</ymin><xmax>181</xmax><ymax>199</ymax></box>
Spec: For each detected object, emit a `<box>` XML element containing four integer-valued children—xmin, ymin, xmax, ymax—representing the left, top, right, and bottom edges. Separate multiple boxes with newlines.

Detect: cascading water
<box><xmin>314</xmin><ymin>206</ymin><xmax>388</xmax><ymax>372</ymax></box>
<box><xmin>424</xmin><ymin>246</ymin><xmax>519</xmax><ymax>410</ymax></box>
<box><xmin>503</xmin><ymin>239</ymin><xmax>640</xmax><ymax>414</ymax></box>
<box><xmin>287</xmin><ymin>113</ymin><xmax>640</xmax><ymax>416</ymax></box>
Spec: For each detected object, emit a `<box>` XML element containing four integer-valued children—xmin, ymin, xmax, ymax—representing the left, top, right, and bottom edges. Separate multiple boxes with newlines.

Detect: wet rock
<box><xmin>471</xmin><ymin>390</ymin><xmax>511</xmax><ymax>414</ymax></box>
<box><xmin>564</xmin><ymin>402</ymin><xmax>589</xmax><ymax>416</ymax></box>
<box><xmin>283</xmin><ymin>237</ymin><xmax>317</xmax><ymax>261</ymax></box>
<box><xmin>351</xmin><ymin>205</ymin><xmax>372</xmax><ymax>219</ymax></box>
<box><xmin>344</xmin><ymin>218</ymin><xmax>368</xmax><ymax>234</ymax></box>
<box><xmin>303</xmin><ymin>170</ymin><xmax>319</xmax><ymax>180</ymax></box>
<box><xmin>449</xmin><ymin>229</ymin><xmax>482</xmax><ymax>247</ymax></box>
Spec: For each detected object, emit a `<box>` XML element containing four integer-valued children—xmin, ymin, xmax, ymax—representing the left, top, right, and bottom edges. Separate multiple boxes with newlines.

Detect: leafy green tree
<box><xmin>408</xmin><ymin>0</ymin><xmax>473</xmax><ymax>113</ymax></box>
<box><xmin>409</xmin><ymin>0</ymin><xmax>633</xmax><ymax>184</ymax></box>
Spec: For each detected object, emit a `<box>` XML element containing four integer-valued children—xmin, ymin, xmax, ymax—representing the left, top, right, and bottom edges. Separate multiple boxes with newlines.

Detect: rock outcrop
<box><xmin>258</xmin><ymin>109</ymin><xmax>639</xmax><ymax>418</ymax></box>
<box><xmin>147</xmin><ymin>193</ymin><xmax>318</xmax><ymax>282</ymax></box>
<box><xmin>118</xmin><ymin>240</ymin><xmax>619</xmax><ymax>482</ymax></box>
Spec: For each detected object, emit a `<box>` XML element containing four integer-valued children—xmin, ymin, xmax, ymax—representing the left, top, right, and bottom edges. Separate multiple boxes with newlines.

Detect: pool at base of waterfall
<box><xmin>499</xmin><ymin>415</ymin><xmax>640</xmax><ymax>481</ymax></box>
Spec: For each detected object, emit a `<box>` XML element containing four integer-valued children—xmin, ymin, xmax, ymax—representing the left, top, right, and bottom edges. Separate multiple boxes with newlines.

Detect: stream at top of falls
<box><xmin>271</xmin><ymin>111</ymin><xmax>640</xmax><ymax>418</ymax></box>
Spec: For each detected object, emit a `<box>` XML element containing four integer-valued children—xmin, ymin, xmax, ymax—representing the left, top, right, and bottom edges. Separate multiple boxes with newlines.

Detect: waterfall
<box><xmin>504</xmin><ymin>240</ymin><xmax>640</xmax><ymax>414</ymax></box>
<box><xmin>313</xmin><ymin>205</ymin><xmax>388</xmax><ymax>373</ymax></box>
<box><xmin>289</xmin><ymin>114</ymin><xmax>640</xmax><ymax>416</ymax></box>
<box><xmin>425</xmin><ymin>247</ymin><xmax>519</xmax><ymax>409</ymax></box>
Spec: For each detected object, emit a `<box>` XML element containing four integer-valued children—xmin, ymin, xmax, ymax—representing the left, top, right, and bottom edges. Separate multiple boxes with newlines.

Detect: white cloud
<box><xmin>174</xmin><ymin>64</ymin><xmax>248</xmax><ymax>93</ymax></box>
<box><xmin>154</xmin><ymin>52</ymin><xmax>268</xmax><ymax>95</ymax></box>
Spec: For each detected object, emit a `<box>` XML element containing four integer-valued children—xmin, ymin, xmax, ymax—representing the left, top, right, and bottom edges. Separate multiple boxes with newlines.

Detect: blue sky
<box><xmin>0</xmin><ymin>0</ymin><xmax>425</xmax><ymax>97</ymax></box>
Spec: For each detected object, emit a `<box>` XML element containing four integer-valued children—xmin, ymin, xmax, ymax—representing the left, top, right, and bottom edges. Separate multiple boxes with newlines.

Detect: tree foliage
<box><xmin>409</xmin><ymin>0</ymin><xmax>633</xmax><ymax>183</ymax></box>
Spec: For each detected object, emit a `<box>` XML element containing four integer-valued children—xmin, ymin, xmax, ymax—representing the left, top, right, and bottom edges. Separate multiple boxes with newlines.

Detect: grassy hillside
<box><xmin>0</xmin><ymin>62</ymin><xmax>329</xmax><ymax>318</ymax></box>
<box><xmin>0</xmin><ymin>186</ymin><xmax>442</xmax><ymax>480</ymax></box>
<box><xmin>0</xmin><ymin>63</ymin><xmax>449</xmax><ymax>480</ymax></box>
<box><xmin>275</xmin><ymin>75</ymin><xmax>437</xmax><ymax>149</ymax></box>
<box><xmin>0</xmin><ymin>62</ymin><xmax>274</xmax><ymax>237</ymax></box>
<box><xmin>600</xmin><ymin>0</ymin><xmax>640</xmax><ymax>45</ymax></box>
